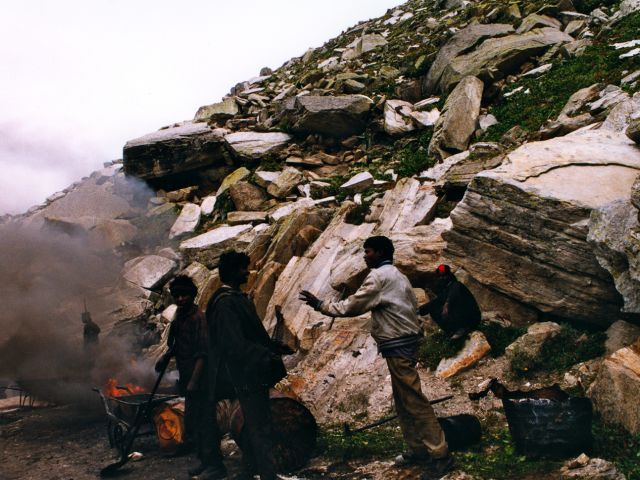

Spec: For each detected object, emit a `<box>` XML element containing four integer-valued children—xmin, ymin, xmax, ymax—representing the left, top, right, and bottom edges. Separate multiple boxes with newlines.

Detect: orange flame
<box><xmin>104</xmin><ymin>378</ymin><xmax>147</xmax><ymax>397</ymax></box>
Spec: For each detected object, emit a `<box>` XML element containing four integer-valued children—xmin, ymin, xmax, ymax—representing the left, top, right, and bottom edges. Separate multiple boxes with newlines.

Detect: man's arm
<box><xmin>305</xmin><ymin>272</ymin><xmax>382</xmax><ymax>318</ymax></box>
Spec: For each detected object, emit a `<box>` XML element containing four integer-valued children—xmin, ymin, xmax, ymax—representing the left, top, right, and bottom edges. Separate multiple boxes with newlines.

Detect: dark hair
<box><xmin>363</xmin><ymin>236</ymin><xmax>394</xmax><ymax>261</ymax></box>
<box><xmin>218</xmin><ymin>250</ymin><xmax>250</xmax><ymax>283</ymax></box>
<box><xmin>169</xmin><ymin>275</ymin><xmax>198</xmax><ymax>296</ymax></box>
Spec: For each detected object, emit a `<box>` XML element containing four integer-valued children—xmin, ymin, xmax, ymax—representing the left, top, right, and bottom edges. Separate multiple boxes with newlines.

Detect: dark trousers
<box><xmin>185</xmin><ymin>391</ymin><xmax>224</xmax><ymax>466</ymax></box>
<box><xmin>424</xmin><ymin>302</ymin><xmax>476</xmax><ymax>335</ymax></box>
<box><xmin>238</xmin><ymin>388</ymin><xmax>277</xmax><ymax>480</ymax></box>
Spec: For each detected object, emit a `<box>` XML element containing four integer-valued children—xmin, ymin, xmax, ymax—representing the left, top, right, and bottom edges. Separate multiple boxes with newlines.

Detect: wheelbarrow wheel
<box><xmin>109</xmin><ymin>421</ymin><xmax>130</xmax><ymax>456</ymax></box>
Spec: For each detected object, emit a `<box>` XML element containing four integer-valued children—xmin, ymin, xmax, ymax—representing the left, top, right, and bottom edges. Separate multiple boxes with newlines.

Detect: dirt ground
<box><xmin>0</xmin><ymin>403</ymin><xmax>439</xmax><ymax>480</ymax></box>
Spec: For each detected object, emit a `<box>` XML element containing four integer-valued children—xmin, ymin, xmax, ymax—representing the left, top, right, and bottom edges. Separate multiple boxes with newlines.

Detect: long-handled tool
<box><xmin>342</xmin><ymin>394</ymin><xmax>454</xmax><ymax>436</ymax></box>
<box><xmin>99</xmin><ymin>357</ymin><xmax>171</xmax><ymax>476</ymax></box>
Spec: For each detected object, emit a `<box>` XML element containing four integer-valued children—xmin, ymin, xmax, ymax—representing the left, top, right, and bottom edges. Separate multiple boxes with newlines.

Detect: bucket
<box><xmin>503</xmin><ymin>395</ymin><xmax>593</xmax><ymax>458</ymax></box>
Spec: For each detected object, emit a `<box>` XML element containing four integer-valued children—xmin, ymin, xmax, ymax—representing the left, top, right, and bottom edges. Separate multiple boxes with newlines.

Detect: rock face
<box><xmin>588</xmin><ymin>198</ymin><xmax>640</xmax><ymax>314</ymax></box>
<box><xmin>224</xmin><ymin>131</ymin><xmax>292</xmax><ymax>160</ymax></box>
<box><xmin>605</xmin><ymin>320</ymin><xmax>640</xmax><ymax>355</ymax></box>
<box><xmin>342</xmin><ymin>33</ymin><xmax>388</xmax><ymax>61</ymax></box>
<box><xmin>436</xmin><ymin>28</ymin><xmax>573</xmax><ymax>93</ymax></box>
<box><xmin>287</xmin><ymin>95</ymin><xmax>374</xmax><ymax>137</ymax></box>
<box><xmin>445</xmin><ymin>128</ymin><xmax>640</xmax><ymax>325</ymax></box>
<box><xmin>123</xmin><ymin>122</ymin><xmax>228</xmax><ymax>180</ymax></box>
<box><xmin>588</xmin><ymin>339</ymin><xmax>640</xmax><ymax>435</ymax></box>
<box><xmin>429</xmin><ymin>76</ymin><xmax>484</xmax><ymax>161</ymax></box>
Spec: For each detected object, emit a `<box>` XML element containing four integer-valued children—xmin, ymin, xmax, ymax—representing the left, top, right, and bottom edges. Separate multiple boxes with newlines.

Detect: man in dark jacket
<box><xmin>418</xmin><ymin>264</ymin><xmax>481</xmax><ymax>340</ymax></box>
<box><xmin>155</xmin><ymin>275</ymin><xmax>225</xmax><ymax>479</ymax></box>
<box><xmin>206</xmin><ymin>251</ymin><xmax>289</xmax><ymax>480</ymax></box>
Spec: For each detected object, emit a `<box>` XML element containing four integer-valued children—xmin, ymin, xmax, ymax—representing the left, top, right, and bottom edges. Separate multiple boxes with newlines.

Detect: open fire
<box><xmin>103</xmin><ymin>378</ymin><xmax>146</xmax><ymax>397</ymax></box>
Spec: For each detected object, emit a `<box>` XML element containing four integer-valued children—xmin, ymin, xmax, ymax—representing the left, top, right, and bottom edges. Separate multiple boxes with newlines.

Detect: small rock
<box><xmin>201</xmin><ymin>196</ymin><xmax>217</xmax><ymax>216</ymax></box>
<box><xmin>226</xmin><ymin>211</ymin><xmax>268</xmax><ymax>225</ymax></box>
<box><xmin>217</xmin><ymin>167</ymin><xmax>251</xmax><ymax>196</ymax></box>
<box><xmin>560</xmin><ymin>457</ymin><xmax>625</xmax><ymax>479</ymax></box>
<box><xmin>229</xmin><ymin>182</ymin><xmax>267</xmax><ymax>211</ymax></box>
<box><xmin>436</xmin><ymin>331</ymin><xmax>492</xmax><ymax>379</ymax></box>
<box><xmin>340</xmin><ymin>172</ymin><xmax>374</xmax><ymax>193</ymax></box>
<box><xmin>627</xmin><ymin>117</ymin><xmax>640</xmax><ymax>144</ymax></box>
<box><xmin>267</xmin><ymin>167</ymin><xmax>304</xmax><ymax>199</ymax></box>
<box><xmin>254</xmin><ymin>171</ymin><xmax>281</xmax><ymax>188</ymax></box>
<box><xmin>605</xmin><ymin>320</ymin><xmax>640</xmax><ymax>354</ymax></box>
<box><xmin>169</xmin><ymin>203</ymin><xmax>202</xmax><ymax>239</ymax></box>
<box><xmin>522</xmin><ymin>63</ymin><xmax>553</xmax><ymax>77</ymax></box>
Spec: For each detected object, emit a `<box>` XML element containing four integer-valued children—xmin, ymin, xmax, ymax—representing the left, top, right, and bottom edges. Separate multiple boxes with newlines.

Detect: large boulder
<box><xmin>434</xmin><ymin>28</ymin><xmax>573</xmax><ymax>93</ymax></box>
<box><xmin>122</xmin><ymin>255</ymin><xmax>178</xmax><ymax>290</ymax></box>
<box><xmin>588</xmin><ymin>339</ymin><xmax>640</xmax><ymax>434</ymax></box>
<box><xmin>287</xmin><ymin>95</ymin><xmax>374</xmax><ymax>137</ymax></box>
<box><xmin>123</xmin><ymin>122</ymin><xmax>228</xmax><ymax>181</ymax></box>
<box><xmin>194</xmin><ymin>97</ymin><xmax>239</xmax><ymax>122</ymax></box>
<box><xmin>445</xmin><ymin>128</ymin><xmax>640</xmax><ymax>326</ymax></box>
<box><xmin>342</xmin><ymin>33</ymin><xmax>388</xmax><ymax>61</ymax></box>
<box><xmin>588</xmin><ymin>198</ymin><xmax>640</xmax><ymax>315</ymax></box>
<box><xmin>267</xmin><ymin>167</ymin><xmax>304</xmax><ymax>199</ymax></box>
<box><xmin>383</xmin><ymin>100</ymin><xmax>415</xmax><ymax>135</ymax></box>
<box><xmin>424</xmin><ymin>23</ymin><xmax>515</xmax><ymax>94</ymax></box>
<box><xmin>224</xmin><ymin>131</ymin><xmax>292</xmax><ymax>160</ymax></box>
<box><xmin>229</xmin><ymin>182</ymin><xmax>267</xmax><ymax>211</ymax></box>
<box><xmin>179</xmin><ymin>224</ymin><xmax>254</xmax><ymax>268</ymax></box>
<box><xmin>367</xmin><ymin>178</ymin><xmax>438</xmax><ymax>232</ymax></box>
<box><xmin>429</xmin><ymin>76</ymin><xmax>484</xmax><ymax>161</ymax></box>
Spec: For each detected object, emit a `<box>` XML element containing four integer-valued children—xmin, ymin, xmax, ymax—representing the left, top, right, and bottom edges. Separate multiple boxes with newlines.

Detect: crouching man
<box><xmin>299</xmin><ymin>236</ymin><xmax>453</xmax><ymax>479</ymax></box>
<box><xmin>418</xmin><ymin>264</ymin><xmax>481</xmax><ymax>341</ymax></box>
<box><xmin>155</xmin><ymin>275</ymin><xmax>225</xmax><ymax>479</ymax></box>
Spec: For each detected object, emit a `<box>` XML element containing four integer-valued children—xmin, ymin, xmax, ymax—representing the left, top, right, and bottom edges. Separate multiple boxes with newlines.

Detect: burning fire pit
<box><xmin>93</xmin><ymin>383</ymin><xmax>179</xmax><ymax>458</ymax></box>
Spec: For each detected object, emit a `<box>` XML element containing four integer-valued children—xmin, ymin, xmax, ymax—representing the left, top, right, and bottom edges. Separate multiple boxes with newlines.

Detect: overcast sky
<box><xmin>0</xmin><ymin>0</ymin><xmax>403</xmax><ymax>215</ymax></box>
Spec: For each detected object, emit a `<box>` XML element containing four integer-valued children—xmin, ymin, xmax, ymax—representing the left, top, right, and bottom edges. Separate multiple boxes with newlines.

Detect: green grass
<box><xmin>593</xmin><ymin>418</ymin><xmax>640</xmax><ymax>480</ymax></box>
<box><xmin>479</xmin><ymin>322</ymin><xmax>527</xmax><ymax>357</ymax></box>
<box><xmin>318</xmin><ymin>424</ymin><xmax>405</xmax><ymax>460</ymax></box>
<box><xmin>456</xmin><ymin>427</ymin><xmax>560</xmax><ymax>479</ymax></box>
<box><xmin>509</xmin><ymin>323</ymin><xmax>606</xmax><ymax>377</ymax></box>
<box><xmin>394</xmin><ymin>129</ymin><xmax>436</xmax><ymax>178</ymax></box>
<box><xmin>483</xmin><ymin>12</ymin><xmax>640</xmax><ymax>142</ymax></box>
<box><xmin>417</xmin><ymin>330</ymin><xmax>467</xmax><ymax>369</ymax></box>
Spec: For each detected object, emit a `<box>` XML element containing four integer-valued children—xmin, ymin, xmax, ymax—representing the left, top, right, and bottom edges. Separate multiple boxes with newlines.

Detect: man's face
<box><xmin>364</xmin><ymin>247</ymin><xmax>383</xmax><ymax>268</ymax></box>
<box><xmin>173</xmin><ymin>290</ymin><xmax>195</xmax><ymax>308</ymax></box>
<box><xmin>234</xmin><ymin>264</ymin><xmax>250</xmax><ymax>286</ymax></box>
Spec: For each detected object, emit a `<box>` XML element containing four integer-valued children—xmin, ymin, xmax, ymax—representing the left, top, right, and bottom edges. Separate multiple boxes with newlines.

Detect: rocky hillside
<box><xmin>5</xmin><ymin>0</ymin><xmax>640</xmax><ymax>477</ymax></box>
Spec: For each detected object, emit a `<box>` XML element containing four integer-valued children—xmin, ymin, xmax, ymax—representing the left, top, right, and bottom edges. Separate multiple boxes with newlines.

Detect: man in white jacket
<box><xmin>299</xmin><ymin>236</ymin><xmax>453</xmax><ymax>479</ymax></box>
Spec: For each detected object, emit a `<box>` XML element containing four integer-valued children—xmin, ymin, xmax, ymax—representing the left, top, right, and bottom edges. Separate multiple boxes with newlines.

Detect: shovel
<box><xmin>99</xmin><ymin>355</ymin><xmax>171</xmax><ymax>477</ymax></box>
<box><xmin>342</xmin><ymin>394</ymin><xmax>453</xmax><ymax>436</ymax></box>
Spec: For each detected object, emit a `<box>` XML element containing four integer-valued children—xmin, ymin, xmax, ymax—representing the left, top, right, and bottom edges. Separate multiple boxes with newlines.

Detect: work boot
<box><xmin>394</xmin><ymin>450</ymin><xmax>431</xmax><ymax>466</ymax></box>
<box><xmin>196</xmin><ymin>463</ymin><xmax>227</xmax><ymax>480</ymax></box>
<box><xmin>421</xmin><ymin>455</ymin><xmax>455</xmax><ymax>480</ymax></box>
<box><xmin>449</xmin><ymin>328</ymin><xmax>471</xmax><ymax>341</ymax></box>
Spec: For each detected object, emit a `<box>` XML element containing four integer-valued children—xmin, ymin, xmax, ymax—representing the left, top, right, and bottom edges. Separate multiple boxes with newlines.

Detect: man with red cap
<box><xmin>418</xmin><ymin>264</ymin><xmax>481</xmax><ymax>341</ymax></box>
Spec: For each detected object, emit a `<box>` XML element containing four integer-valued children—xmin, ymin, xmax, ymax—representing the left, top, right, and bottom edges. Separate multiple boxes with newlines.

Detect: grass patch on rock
<box><xmin>509</xmin><ymin>323</ymin><xmax>606</xmax><ymax>377</ymax></box>
<box><xmin>478</xmin><ymin>322</ymin><xmax>527</xmax><ymax>357</ymax></box>
<box><xmin>483</xmin><ymin>12</ymin><xmax>640</xmax><ymax>141</ymax></box>
<box><xmin>417</xmin><ymin>330</ymin><xmax>467</xmax><ymax>369</ymax></box>
<box><xmin>393</xmin><ymin>129</ymin><xmax>436</xmax><ymax>178</ymax></box>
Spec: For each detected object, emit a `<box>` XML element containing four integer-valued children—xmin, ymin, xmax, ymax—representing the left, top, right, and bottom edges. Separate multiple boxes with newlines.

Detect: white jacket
<box><xmin>318</xmin><ymin>263</ymin><xmax>422</xmax><ymax>343</ymax></box>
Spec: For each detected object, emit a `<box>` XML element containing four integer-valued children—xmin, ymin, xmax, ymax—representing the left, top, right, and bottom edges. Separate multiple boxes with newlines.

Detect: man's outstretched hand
<box><xmin>299</xmin><ymin>290</ymin><xmax>322</xmax><ymax>310</ymax></box>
